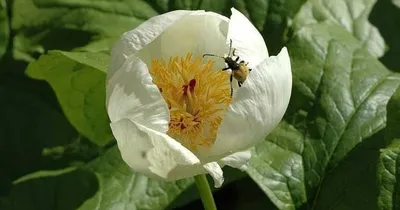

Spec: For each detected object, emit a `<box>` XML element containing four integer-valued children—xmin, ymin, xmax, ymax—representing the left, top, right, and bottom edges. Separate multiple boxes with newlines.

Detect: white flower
<box><xmin>106</xmin><ymin>8</ymin><xmax>292</xmax><ymax>188</ymax></box>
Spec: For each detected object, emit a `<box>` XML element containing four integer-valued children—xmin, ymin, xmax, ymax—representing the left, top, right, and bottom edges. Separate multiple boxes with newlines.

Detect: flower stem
<box><xmin>194</xmin><ymin>174</ymin><xmax>217</xmax><ymax>210</ymax></box>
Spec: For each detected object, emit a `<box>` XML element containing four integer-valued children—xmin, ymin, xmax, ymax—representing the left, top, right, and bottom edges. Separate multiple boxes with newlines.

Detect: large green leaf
<box><xmin>0</xmin><ymin>0</ymin><xmax>8</xmax><ymax>61</ymax></box>
<box><xmin>26</xmin><ymin>51</ymin><xmax>112</xmax><ymax>146</ymax></box>
<box><xmin>247</xmin><ymin>21</ymin><xmax>400</xmax><ymax>209</ymax></box>
<box><xmin>292</xmin><ymin>21</ymin><xmax>400</xmax><ymax>195</ymax></box>
<box><xmin>293</xmin><ymin>0</ymin><xmax>385</xmax><ymax>58</ymax></box>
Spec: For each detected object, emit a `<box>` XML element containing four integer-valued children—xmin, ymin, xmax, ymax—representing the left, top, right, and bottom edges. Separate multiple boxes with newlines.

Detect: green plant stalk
<box><xmin>194</xmin><ymin>174</ymin><xmax>217</xmax><ymax>210</ymax></box>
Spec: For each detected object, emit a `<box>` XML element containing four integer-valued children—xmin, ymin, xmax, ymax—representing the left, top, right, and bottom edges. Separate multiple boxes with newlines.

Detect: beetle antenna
<box><xmin>228</xmin><ymin>39</ymin><xmax>233</xmax><ymax>55</ymax></box>
<box><xmin>203</xmin><ymin>54</ymin><xmax>223</xmax><ymax>58</ymax></box>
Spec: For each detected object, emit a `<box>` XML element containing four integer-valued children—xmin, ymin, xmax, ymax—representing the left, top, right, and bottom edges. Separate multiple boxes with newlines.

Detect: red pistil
<box><xmin>182</xmin><ymin>79</ymin><xmax>196</xmax><ymax>96</ymax></box>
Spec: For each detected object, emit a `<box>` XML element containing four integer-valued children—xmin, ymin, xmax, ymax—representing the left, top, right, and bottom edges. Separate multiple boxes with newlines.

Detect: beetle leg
<box><xmin>222</xmin><ymin>67</ymin><xmax>230</xmax><ymax>71</ymax></box>
<box><xmin>230</xmin><ymin>74</ymin><xmax>233</xmax><ymax>97</ymax></box>
<box><xmin>235</xmin><ymin>56</ymin><xmax>240</xmax><ymax>62</ymax></box>
<box><xmin>238</xmin><ymin>81</ymin><xmax>242</xmax><ymax>87</ymax></box>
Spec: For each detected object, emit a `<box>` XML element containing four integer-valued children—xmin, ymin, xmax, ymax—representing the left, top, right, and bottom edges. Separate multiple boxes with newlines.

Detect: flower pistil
<box><xmin>149</xmin><ymin>53</ymin><xmax>232</xmax><ymax>151</ymax></box>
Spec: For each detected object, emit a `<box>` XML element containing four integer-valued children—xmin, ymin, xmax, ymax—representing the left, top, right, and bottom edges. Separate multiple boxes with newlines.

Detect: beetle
<box><xmin>203</xmin><ymin>39</ymin><xmax>252</xmax><ymax>96</ymax></box>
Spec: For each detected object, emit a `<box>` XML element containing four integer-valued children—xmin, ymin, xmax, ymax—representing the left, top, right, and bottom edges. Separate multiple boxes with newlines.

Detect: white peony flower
<box><xmin>106</xmin><ymin>8</ymin><xmax>292</xmax><ymax>188</ymax></box>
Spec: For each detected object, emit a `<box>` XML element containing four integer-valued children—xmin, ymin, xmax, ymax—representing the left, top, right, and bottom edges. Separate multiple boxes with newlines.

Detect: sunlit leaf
<box><xmin>293</xmin><ymin>0</ymin><xmax>385</xmax><ymax>58</ymax></box>
<box><xmin>26</xmin><ymin>51</ymin><xmax>112</xmax><ymax>146</ymax></box>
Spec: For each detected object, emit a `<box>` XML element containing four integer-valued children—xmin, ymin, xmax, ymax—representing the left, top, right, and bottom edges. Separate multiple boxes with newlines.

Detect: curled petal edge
<box><xmin>208</xmin><ymin>47</ymin><xmax>292</xmax><ymax>160</ymax></box>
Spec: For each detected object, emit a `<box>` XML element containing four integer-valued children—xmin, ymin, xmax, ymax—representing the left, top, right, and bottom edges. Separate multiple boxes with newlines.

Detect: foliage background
<box><xmin>1</xmin><ymin>0</ymin><xmax>400</xmax><ymax>209</ymax></box>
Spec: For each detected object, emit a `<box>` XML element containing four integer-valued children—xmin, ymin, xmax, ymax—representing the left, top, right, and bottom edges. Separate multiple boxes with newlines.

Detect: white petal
<box><xmin>210</xmin><ymin>47</ymin><xmax>292</xmax><ymax>158</ymax></box>
<box><xmin>108</xmin><ymin>10</ymin><xmax>200</xmax><ymax>81</ymax></box>
<box><xmin>164</xmin><ymin>161</ymin><xmax>225</xmax><ymax>188</ymax></box>
<box><xmin>106</xmin><ymin>54</ymin><xmax>169</xmax><ymax>133</ymax></box>
<box><xmin>226</xmin><ymin>8</ymin><xmax>269</xmax><ymax>68</ymax></box>
<box><xmin>219</xmin><ymin>149</ymin><xmax>252</xmax><ymax>171</ymax></box>
<box><xmin>111</xmin><ymin>118</ymin><xmax>226</xmax><ymax>186</ymax></box>
<box><xmin>110</xmin><ymin>118</ymin><xmax>200</xmax><ymax>180</ymax></box>
<box><xmin>136</xmin><ymin>11</ymin><xmax>229</xmax><ymax>69</ymax></box>
<box><xmin>165</xmin><ymin>164</ymin><xmax>206</xmax><ymax>181</ymax></box>
<box><xmin>203</xmin><ymin>162</ymin><xmax>224</xmax><ymax>188</ymax></box>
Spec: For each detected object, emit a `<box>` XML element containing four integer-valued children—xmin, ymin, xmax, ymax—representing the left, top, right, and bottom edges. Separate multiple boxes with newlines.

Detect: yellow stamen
<box><xmin>149</xmin><ymin>53</ymin><xmax>231</xmax><ymax>151</ymax></box>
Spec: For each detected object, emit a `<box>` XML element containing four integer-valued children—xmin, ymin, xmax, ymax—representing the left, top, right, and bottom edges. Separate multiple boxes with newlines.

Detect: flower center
<box><xmin>149</xmin><ymin>52</ymin><xmax>232</xmax><ymax>151</ymax></box>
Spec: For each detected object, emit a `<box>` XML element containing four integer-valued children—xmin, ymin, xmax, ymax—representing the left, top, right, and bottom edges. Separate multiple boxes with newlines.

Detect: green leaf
<box><xmin>377</xmin><ymin>87</ymin><xmax>400</xmax><ymax>210</ymax></box>
<box><xmin>0</xmin><ymin>0</ymin><xmax>8</xmax><ymax>61</ymax></box>
<box><xmin>394</xmin><ymin>0</ymin><xmax>400</xmax><ymax>8</ymax></box>
<box><xmin>3</xmin><ymin>147</ymin><xmax>194</xmax><ymax>210</ymax></box>
<box><xmin>225</xmin><ymin>0</ymin><xmax>307</xmax><ymax>55</ymax></box>
<box><xmin>11</xmin><ymin>0</ymin><xmax>160</xmax><ymax>61</ymax></box>
<box><xmin>26</xmin><ymin>51</ymin><xmax>112</xmax><ymax>146</ymax></box>
<box><xmin>377</xmin><ymin>140</ymin><xmax>400</xmax><ymax>210</ymax></box>
<box><xmin>370</xmin><ymin>0</ymin><xmax>400</xmax><ymax>71</ymax></box>
<box><xmin>386</xmin><ymin>86</ymin><xmax>400</xmax><ymax>141</ymax></box>
<box><xmin>247</xmin><ymin>21</ymin><xmax>400</xmax><ymax>209</ymax></box>
<box><xmin>293</xmin><ymin>0</ymin><xmax>385</xmax><ymax>58</ymax></box>
<box><xmin>311</xmin><ymin>130</ymin><xmax>385</xmax><ymax>210</ymax></box>
<box><xmin>246</xmin><ymin>122</ymin><xmax>306</xmax><ymax>210</ymax></box>
<box><xmin>77</xmin><ymin>147</ymin><xmax>194</xmax><ymax>210</ymax></box>
<box><xmin>290</xmin><ymin>21</ymin><xmax>399</xmax><ymax>194</ymax></box>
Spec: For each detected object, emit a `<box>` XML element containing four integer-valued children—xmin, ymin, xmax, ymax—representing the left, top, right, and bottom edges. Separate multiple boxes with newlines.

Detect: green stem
<box><xmin>194</xmin><ymin>174</ymin><xmax>217</xmax><ymax>210</ymax></box>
